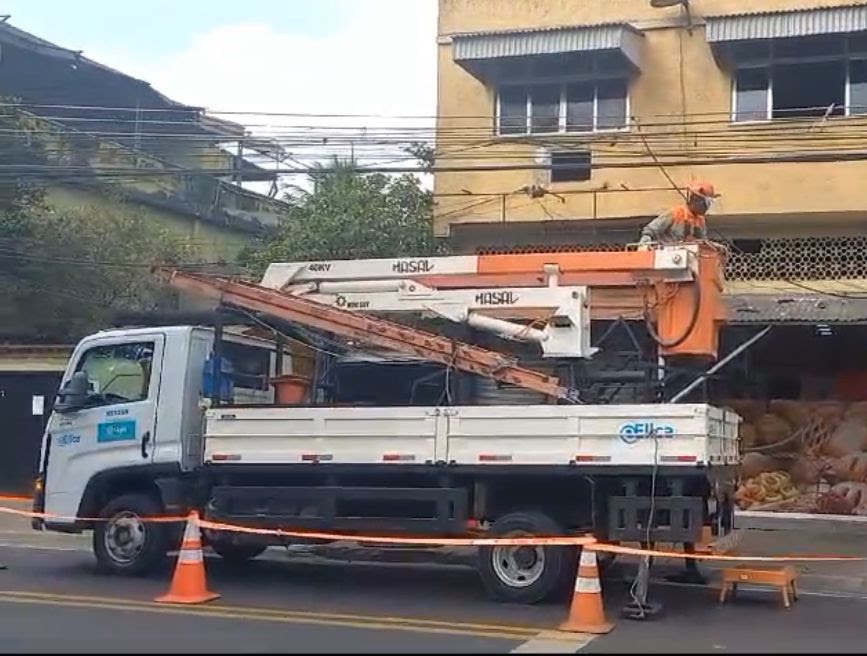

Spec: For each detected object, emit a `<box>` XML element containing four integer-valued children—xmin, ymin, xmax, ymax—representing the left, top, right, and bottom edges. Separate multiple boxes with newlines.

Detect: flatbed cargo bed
<box><xmin>204</xmin><ymin>403</ymin><xmax>740</xmax><ymax>468</ymax></box>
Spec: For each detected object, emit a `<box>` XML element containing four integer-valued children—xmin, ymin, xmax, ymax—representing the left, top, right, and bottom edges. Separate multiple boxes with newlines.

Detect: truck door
<box><xmin>43</xmin><ymin>334</ymin><xmax>165</xmax><ymax>520</ymax></box>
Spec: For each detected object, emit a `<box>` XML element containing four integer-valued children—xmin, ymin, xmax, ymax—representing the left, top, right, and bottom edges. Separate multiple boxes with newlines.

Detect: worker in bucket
<box><xmin>638</xmin><ymin>181</ymin><xmax>719</xmax><ymax>247</ymax></box>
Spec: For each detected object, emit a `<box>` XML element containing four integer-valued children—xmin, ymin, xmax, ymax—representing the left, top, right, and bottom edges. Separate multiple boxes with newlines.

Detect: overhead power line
<box><xmin>6</xmin><ymin>146</ymin><xmax>867</xmax><ymax>179</ymax></box>
<box><xmin>7</xmin><ymin>100</ymin><xmax>867</xmax><ymax>122</ymax></box>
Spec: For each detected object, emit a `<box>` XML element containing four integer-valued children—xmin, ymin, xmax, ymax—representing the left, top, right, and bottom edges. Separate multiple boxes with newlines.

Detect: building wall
<box><xmin>46</xmin><ymin>186</ymin><xmax>251</xmax><ymax>262</ymax></box>
<box><xmin>435</xmin><ymin>0</ymin><xmax>867</xmax><ymax>240</ymax></box>
<box><xmin>18</xmin><ymin>111</ymin><xmax>280</xmax><ymax>262</ymax></box>
<box><xmin>0</xmin><ymin>372</ymin><xmax>63</xmax><ymax>494</ymax></box>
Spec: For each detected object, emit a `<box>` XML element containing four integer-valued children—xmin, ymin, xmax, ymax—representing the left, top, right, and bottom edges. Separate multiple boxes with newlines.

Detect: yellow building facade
<box><xmin>435</xmin><ymin>0</ymin><xmax>867</xmax><ymax>275</ymax></box>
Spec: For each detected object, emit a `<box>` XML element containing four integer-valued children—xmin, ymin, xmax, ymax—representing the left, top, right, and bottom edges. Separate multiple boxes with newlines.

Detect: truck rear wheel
<box><xmin>93</xmin><ymin>493</ymin><xmax>168</xmax><ymax>576</ymax></box>
<box><xmin>477</xmin><ymin>511</ymin><xmax>576</xmax><ymax>604</ymax></box>
<box><xmin>210</xmin><ymin>541</ymin><xmax>267</xmax><ymax>565</ymax></box>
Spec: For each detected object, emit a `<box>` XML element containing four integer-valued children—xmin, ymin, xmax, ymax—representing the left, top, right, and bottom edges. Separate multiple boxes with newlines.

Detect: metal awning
<box><xmin>452</xmin><ymin>23</ymin><xmax>644</xmax><ymax>71</ymax></box>
<box><xmin>707</xmin><ymin>4</ymin><xmax>867</xmax><ymax>43</ymax></box>
<box><xmin>726</xmin><ymin>293</ymin><xmax>867</xmax><ymax>325</ymax></box>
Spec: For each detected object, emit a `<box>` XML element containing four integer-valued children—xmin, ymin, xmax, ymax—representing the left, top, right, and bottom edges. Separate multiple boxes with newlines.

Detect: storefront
<box><xmin>0</xmin><ymin>345</ymin><xmax>70</xmax><ymax>494</ymax></box>
<box><xmin>710</xmin><ymin>295</ymin><xmax>867</xmax><ymax>517</ymax></box>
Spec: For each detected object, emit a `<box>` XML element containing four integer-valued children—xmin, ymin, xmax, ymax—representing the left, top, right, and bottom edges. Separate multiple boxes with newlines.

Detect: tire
<box><xmin>477</xmin><ymin>510</ymin><xmax>577</xmax><ymax>604</ymax></box>
<box><xmin>93</xmin><ymin>493</ymin><xmax>168</xmax><ymax>576</ymax></box>
<box><xmin>210</xmin><ymin>541</ymin><xmax>267</xmax><ymax>565</ymax></box>
<box><xmin>597</xmin><ymin>552</ymin><xmax>617</xmax><ymax>573</ymax></box>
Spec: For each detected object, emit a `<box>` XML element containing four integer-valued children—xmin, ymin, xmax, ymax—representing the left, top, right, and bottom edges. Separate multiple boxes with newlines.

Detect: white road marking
<box><xmin>0</xmin><ymin>541</ymin><xmax>87</xmax><ymax>552</ymax></box>
<box><xmin>510</xmin><ymin>630</ymin><xmax>597</xmax><ymax>653</ymax></box>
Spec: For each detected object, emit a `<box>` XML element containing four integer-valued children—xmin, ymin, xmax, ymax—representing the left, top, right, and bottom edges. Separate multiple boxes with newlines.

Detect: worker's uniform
<box><xmin>639</xmin><ymin>205</ymin><xmax>707</xmax><ymax>245</ymax></box>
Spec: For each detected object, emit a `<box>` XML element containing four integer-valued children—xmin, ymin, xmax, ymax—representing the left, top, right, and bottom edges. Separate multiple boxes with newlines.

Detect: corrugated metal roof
<box><xmin>452</xmin><ymin>23</ymin><xmax>643</xmax><ymax>65</ymax></box>
<box><xmin>707</xmin><ymin>4</ymin><xmax>867</xmax><ymax>42</ymax></box>
<box><xmin>727</xmin><ymin>294</ymin><xmax>867</xmax><ymax>324</ymax></box>
<box><xmin>453</xmin><ymin>21</ymin><xmax>638</xmax><ymax>40</ymax></box>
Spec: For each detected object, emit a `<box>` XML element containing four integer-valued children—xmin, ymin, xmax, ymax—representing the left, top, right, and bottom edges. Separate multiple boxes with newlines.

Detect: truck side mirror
<box><xmin>55</xmin><ymin>371</ymin><xmax>90</xmax><ymax>414</ymax></box>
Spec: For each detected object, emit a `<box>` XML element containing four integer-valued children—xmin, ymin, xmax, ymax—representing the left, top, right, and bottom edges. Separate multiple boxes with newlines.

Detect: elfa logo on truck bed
<box><xmin>619</xmin><ymin>422</ymin><xmax>676</xmax><ymax>445</ymax></box>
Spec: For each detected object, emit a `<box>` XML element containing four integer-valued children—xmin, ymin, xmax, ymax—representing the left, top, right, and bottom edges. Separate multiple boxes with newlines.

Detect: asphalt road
<box><xmin>1</xmin><ymin>533</ymin><xmax>867</xmax><ymax>653</ymax></box>
<box><xmin>0</xmin><ymin>542</ymin><xmax>571</xmax><ymax>653</ymax></box>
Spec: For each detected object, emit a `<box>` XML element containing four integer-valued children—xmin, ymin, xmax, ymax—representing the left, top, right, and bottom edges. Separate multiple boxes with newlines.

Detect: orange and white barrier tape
<box><xmin>585</xmin><ymin>542</ymin><xmax>865</xmax><ymax>562</ymax></box>
<box><xmin>197</xmin><ymin>518</ymin><xmax>598</xmax><ymax>547</ymax></box>
<box><xmin>0</xmin><ymin>495</ymin><xmax>33</xmax><ymax>503</ymax></box>
<box><xmin>3</xmin><ymin>504</ymin><xmax>864</xmax><ymax>562</ymax></box>
<box><xmin>0</xmin><ymin>505</ymin><xmax>186</xmax><ymax>524</ymax></box>
<box><xmin>3</xmin><ymin>505</ymin><xmax>595</xmax><ymax>547</ymax></box>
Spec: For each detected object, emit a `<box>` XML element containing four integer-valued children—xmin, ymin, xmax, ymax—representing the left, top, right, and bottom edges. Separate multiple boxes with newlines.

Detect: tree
<box><xmin>0</xmin><ymin>198</ymin><xmax>199</xmax><ymax>342</ymax></box>
<box><xmin>0</xmin><ymin>103</ymin><xmax>48</xmax><ymax>210</ymax></box>
<box><xmin>405</xmin><ymin>142</ymin><xmax>435</xmax><ymax>173</ymax></box>
<box><xmin>0</xmin><ymin>103</ymin><xmax>203</xmax><ymax>341</ymax></box>
<box><xmin>241</xmin><ymin>158</ymin><xmax>446</xmax><ymax>274</ymax></box>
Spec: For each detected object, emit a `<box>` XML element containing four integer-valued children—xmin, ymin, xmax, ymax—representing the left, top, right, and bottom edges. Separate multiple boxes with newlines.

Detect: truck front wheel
<box><xmin>477</xmin><ymin>511</ymin><xmax>576</xmax><ymax>604</ymax></box>
<box><xmin>93</xmin><ymin>493</ymin><xmax>169</xmax><ymax>576</ymax></box>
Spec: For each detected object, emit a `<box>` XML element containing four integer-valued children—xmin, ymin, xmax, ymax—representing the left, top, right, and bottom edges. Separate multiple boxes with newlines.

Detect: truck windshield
<box><xmin>75</xmin><ymin>342</ymin><xmax>155</xmax><ymax>406</ymax></box>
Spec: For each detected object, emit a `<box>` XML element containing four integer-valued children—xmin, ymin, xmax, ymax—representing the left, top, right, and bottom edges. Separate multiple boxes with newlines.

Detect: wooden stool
<box><xmin>719</xmin><ymin>566</ymin><xmax>798</xmax><ymax>608</ymax></box>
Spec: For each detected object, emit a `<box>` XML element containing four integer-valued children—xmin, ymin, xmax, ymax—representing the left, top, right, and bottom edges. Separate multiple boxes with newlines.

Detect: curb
<box><xmin>736</xmin><ymin>511</ymin><xmax>867</xmax><ymax>535</ymax></box>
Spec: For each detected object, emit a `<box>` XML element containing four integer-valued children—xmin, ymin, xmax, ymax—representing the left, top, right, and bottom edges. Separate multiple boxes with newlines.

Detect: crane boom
<box><xmin>261</xmin><ymin>243</ymin><xmax>727</xmax><ymax>358</ymax></box>
<box><xmin>160</xmin><ymin>269</ymin><xmax>580</xmax><ymax>402</ymax></box>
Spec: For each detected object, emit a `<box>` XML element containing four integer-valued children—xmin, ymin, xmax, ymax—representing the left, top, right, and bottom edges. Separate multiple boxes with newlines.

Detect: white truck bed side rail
<box><xmin>203</xmin><ymin>404</ymin><xmax>740</xmax><ymax>468</ymax></box>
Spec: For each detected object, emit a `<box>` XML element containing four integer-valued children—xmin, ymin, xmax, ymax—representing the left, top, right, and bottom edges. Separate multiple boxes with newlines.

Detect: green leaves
<box><xmin>0</xmin><ymin>202</ymin><xmax>198</xmax><ymax>341</ymax></box>
<box><xmin>0</xmin><ymin>102</ymin><xmax>202</xmax><ymax>342</ymax></box>
<box><xmin>241</xmin><ymin>158</ymin><xmax>445</xmax><ymax>274</ymax></box>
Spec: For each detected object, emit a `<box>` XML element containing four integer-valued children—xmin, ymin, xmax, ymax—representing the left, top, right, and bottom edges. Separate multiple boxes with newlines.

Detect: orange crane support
<box><xmin>424</xmin><ymin>245</ymin><xmax>726</xmax><ymax>358</ymax></box>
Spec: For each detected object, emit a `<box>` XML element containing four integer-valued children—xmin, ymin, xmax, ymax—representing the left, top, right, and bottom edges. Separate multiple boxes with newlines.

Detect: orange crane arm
<box><xmin>263</xmin><ymin>244</ymin><xmax>727</xmax><ymax>358</ymax></box>
<box><xmin>160</xmin><ymin>269</ymin><xmax>579</xmax><ymax>402</ymax></box>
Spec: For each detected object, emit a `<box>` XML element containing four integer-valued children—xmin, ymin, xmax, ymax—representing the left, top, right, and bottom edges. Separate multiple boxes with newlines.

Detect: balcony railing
<box><xmin>16</xmin><ymin>110</ymin><xmax>288</xmax><ymax>233</ymax></box>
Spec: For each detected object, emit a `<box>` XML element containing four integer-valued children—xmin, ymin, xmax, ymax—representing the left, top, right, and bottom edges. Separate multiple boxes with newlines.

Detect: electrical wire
<box><xmin>234</xmin><ymin>306</ymin><xmax>383</xmax><ymax>363</ymax></box>
<box><xmin>12</xmin><ymin>142</ymin><xmax>867</xmax><ymax>179</ymax></box>
<box><xmin>642</xmin><ymin>279</ymin><xmax>703</xmax><ymax>349</ymax></box>
<box><xmin>13</xmin><ymin>104</ymin><xmax>867</xmax><ymax>150</ymax></box>
<box><xmin>8</xmin><ymin>99</ymin><xmax>867</xmax><ymax>122</ymax></box>
<box><xmin>0</xmin><ymin>249</ymin><xmax>234</xmax><ymax>270</ymax></box>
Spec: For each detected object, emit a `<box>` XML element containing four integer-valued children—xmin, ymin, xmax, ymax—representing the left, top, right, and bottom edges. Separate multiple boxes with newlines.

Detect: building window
<box><xmin>734</xmin><ymin>68</ymin><xmax>770</xmax><ymax>121</ymax></box>
<box><xmin>497</xmin><ymin>80</ymin><xmax>628</xmax><ymax>135</ymax></box>
<box><xmin>732</xmin><ymin>35</ymin><xmax>867</xmax><ymax>121</ymax></box>
<box><xmin>499</xmin><ymin>87</ymin><xmax>529</xmax><ymax>135</ymax></box>
<box><xmin>222</xmin><ymin>340</ymin><xmax>272</xmax><ymax>391</ymax></box>
<box><xmin>551</xmin><ymin>151</ymin><xmax>591</xmax><ymax>183</ymax></box>
<box><xmin>531</xmin><ymin>84</ymin><xmax>561</xmax><ymax>133</ymax></box>
<box><xmin>851</xmin><ymin>59</ymin><xmax>867</xmax><ymax>114</ymax></box>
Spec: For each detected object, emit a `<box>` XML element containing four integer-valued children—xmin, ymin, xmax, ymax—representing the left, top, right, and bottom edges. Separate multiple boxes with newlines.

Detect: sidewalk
<box><xmin>720</xmin><ymin>511</ymin><xmax>867</xmax><ymax>595</ymax></box>
<box><xmin>603</xmin><ymin>512</ymin><xmax>867</xmax><ymax>596</ymax></box>
<box><xmin>0</xmin><ymin>498</ymin><xmax>89</xmax><ymax>551</ymax></box>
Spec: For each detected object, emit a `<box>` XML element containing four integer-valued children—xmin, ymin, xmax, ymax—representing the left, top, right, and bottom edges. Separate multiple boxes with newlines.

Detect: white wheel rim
<box><xmin>491</xmin><ymin>533</ymin><xmax>546</xmax><ymax>589</ymax></box>
<box><xmin>104</xmin><ymin>511</ymin><xmax>146</xmax><ymax>564</ymax></box>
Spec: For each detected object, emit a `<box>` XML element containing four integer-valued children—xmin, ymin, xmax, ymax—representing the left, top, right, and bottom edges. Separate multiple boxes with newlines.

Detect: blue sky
<box><xmin>3</xmin><ymin>1</ymin><xmax>437</xmax><ymax>117</ymax></box>
<box><xmin>8</xmin><ymin>0</ymin><xmax>439</xmax><ymax>189</ymax></box>
<box><xmin>4</xmin><ymin>0</ymin><xmax>353</xmax><ymax>57</ymax></box>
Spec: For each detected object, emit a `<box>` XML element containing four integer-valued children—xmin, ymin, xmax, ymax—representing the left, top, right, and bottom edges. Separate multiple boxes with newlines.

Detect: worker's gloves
<box><xmin>637</xmin><ymin>235</ymin><xmax>653</xmax><ymax>251</ymax></box>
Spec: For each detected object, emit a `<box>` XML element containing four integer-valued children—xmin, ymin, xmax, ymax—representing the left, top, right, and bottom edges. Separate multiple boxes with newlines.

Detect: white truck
<box><xmin>32</xmin><ymin>248</ymin><xmax>741</xmax><ymax>603</ymax></box>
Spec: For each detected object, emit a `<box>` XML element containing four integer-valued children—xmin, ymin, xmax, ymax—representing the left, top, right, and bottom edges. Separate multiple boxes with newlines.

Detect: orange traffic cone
<box><xmin>559</xmin><ymin>548</ymin><xmax>613</xmax><ymax>634</ymax></box>
<box><xmin>155</xmin><ymin>511</ymin><xmax>220</xmax><ymax>605</ymax></box>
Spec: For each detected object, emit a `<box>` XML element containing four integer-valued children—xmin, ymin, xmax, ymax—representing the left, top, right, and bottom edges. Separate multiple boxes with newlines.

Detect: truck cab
<box><xmin>38</xmin><ymin>327</ymin><xmax>203</xmax><ymax>520</ymax></box>
<box><xmin>32</xmin><ymin>325</ymin><xmax>284</xmax><ymax>568</ymax></box>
